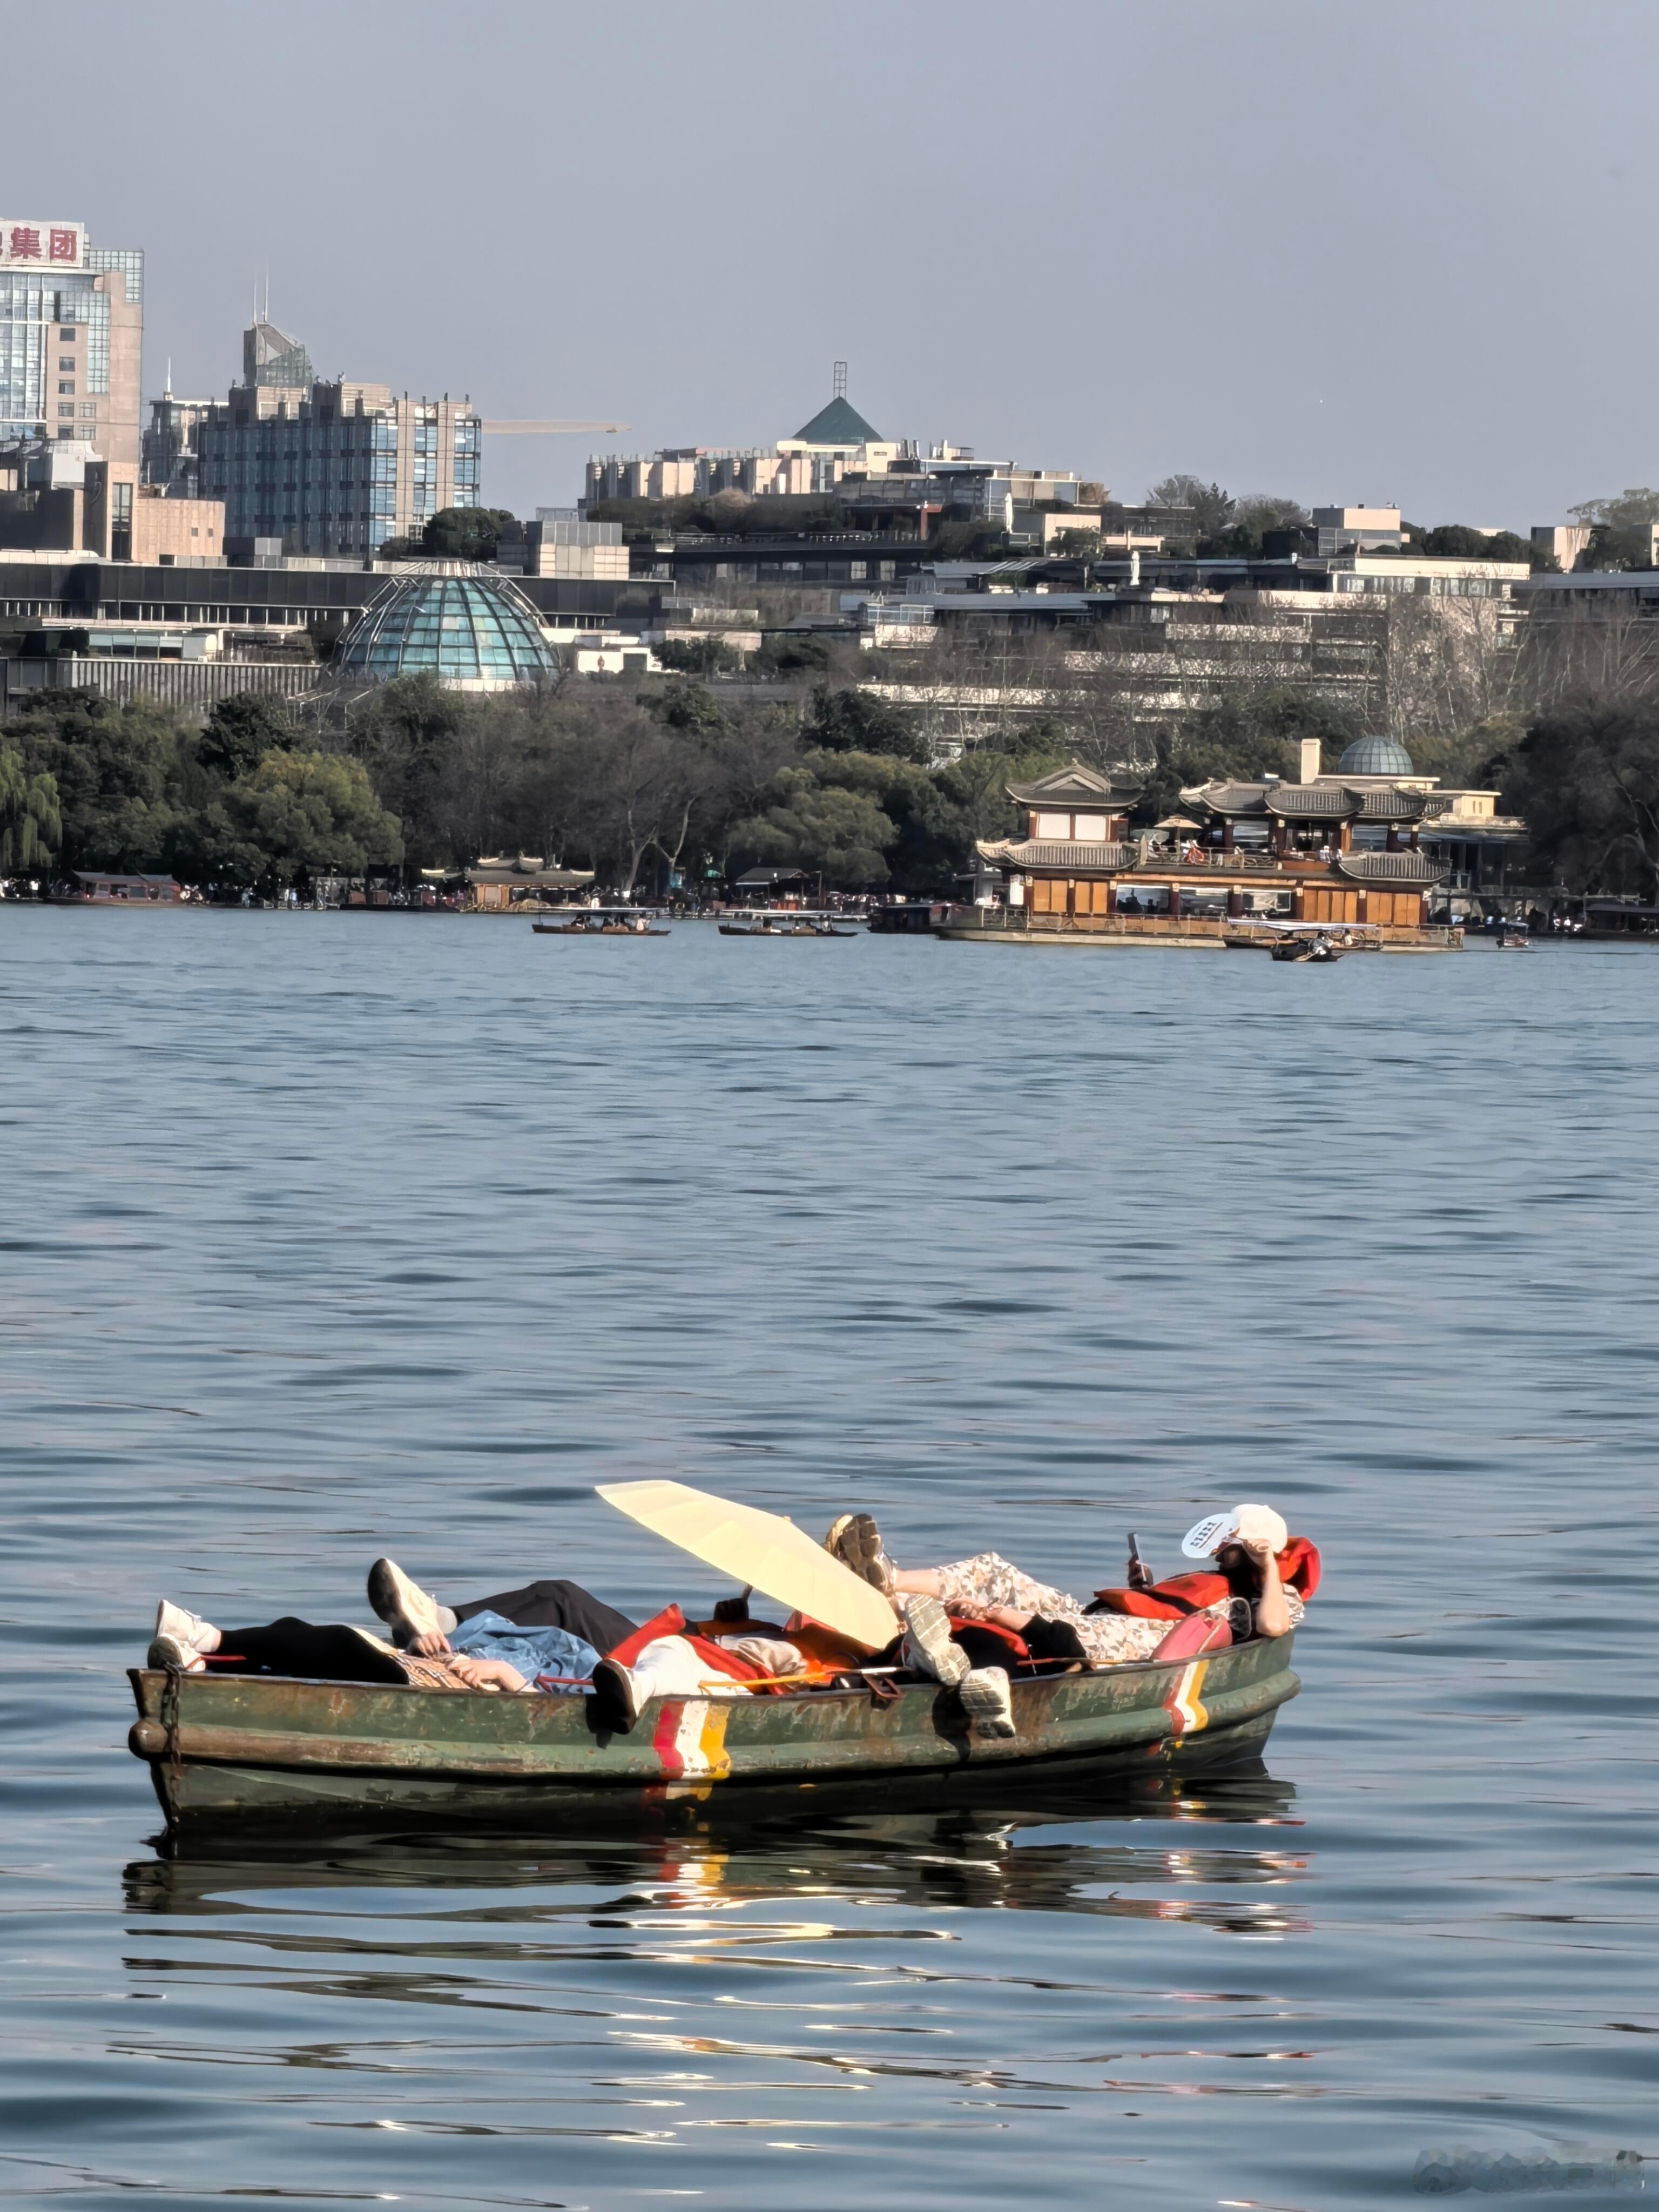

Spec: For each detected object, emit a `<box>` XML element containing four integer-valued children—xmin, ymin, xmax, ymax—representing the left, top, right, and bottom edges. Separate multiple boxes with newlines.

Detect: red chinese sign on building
<box><xmin>0</xmin><ymin>220</ymin><xmax>85</xmax><ymax>270</ymax></box>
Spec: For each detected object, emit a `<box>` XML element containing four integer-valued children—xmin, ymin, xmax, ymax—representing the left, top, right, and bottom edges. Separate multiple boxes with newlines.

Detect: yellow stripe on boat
<box><xmin>1169</xmin><ymin>1660</ymin><xmax>1210</xmax><ymax>1735</ymax></box>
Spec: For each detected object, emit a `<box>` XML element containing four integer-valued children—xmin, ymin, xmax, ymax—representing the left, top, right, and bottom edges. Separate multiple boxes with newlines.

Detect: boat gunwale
<box><xmin>128</xmin><ymin>1631</ymin><xmax>1287</xmax><ymax>1705</ymax></box>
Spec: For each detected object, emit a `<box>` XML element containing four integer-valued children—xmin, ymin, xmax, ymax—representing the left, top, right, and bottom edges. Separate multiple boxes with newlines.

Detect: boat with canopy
<box><xmin>1223</xmin><ymin>918</ymin><xmax>1381</xmax><ymax>960</ymax></box>
<box><xmin>531</xmin><ymin>907</ymin><xmax>670</xmax><ymax>935</ymax></box>
<box><xmin>718</xmin><ymin>909</ymin><xmax>860</xmax><ymax>937</ymax></box>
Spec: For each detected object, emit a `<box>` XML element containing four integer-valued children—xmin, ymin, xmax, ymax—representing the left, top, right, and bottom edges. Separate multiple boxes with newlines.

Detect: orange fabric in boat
<box><xmin>689</xmin><ymin>1614</ymin><xmax>866</xmax><ymax>1689</ymax></box>
<box><xmin>1092</xmin><ymin>1539</ymin><xmax>1320</xmax><ymax>1617</ymax></box>
<box><xmin>948</xmin><ymin>1616</ymin><xmax>1031</xmax><ymax>1662</ymax></box>
<box><xmin>1279</xmin><ymin>1537</ymin><xmax>1320</xmax><ymax>1597</ymax></box>
<box><xmin>604</xmin><ymin>1604</ymin><xmax>767</xmax><ymax>1685</ymax></box>
<box><xmin>1089</xmin><ymin>1572</ymin><xmax>1230</xmax><ymax>1620</ymax></box>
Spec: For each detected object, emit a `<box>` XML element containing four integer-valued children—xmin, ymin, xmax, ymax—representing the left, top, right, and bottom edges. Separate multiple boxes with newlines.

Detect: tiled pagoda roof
<box><xmin>1334</xmin><ymin>850</ymin><xmax>1446</xmax><ymax>885</ymax></box>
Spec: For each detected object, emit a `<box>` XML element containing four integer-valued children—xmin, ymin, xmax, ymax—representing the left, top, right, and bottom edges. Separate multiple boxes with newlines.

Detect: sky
<box><xmin>5</xmin><ymin>0</ymin><xmax>1653</xmax><ymax>527</ymax></box>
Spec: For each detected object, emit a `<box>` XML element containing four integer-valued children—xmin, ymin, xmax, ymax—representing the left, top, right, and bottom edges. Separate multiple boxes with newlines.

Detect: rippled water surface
<box><xmin>4</xmin><ymin>912</ymin><xmax>1658</xmax><ymax>2210</ymax></box>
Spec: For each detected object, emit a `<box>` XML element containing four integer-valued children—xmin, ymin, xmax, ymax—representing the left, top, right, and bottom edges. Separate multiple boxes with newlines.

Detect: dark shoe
<box><xmin>822</xmin><ymin>1512</ymin><xmax>894</xmax><ymax>1596</ymax></box>
<box><xmin>589</xmin><ymin>1657</ymin><xmax>638</xmax><ymax>1734</ymax></box>
<box><xmin>367</xmin><ymin>1558</ymin><xmax>443</xmax><ymax>1648</ymax></box>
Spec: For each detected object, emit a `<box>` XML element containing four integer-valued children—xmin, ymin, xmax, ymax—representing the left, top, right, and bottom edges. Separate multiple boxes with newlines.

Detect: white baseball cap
<box><xmin>1181</xmin><ymin>1503</ymin><xmax>1290</xmax><ymax>1560</ymax></box>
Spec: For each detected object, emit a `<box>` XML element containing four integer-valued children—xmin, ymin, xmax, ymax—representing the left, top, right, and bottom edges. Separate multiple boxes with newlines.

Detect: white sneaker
<box><xmin>900</xmin><ymin>1595</ymin><xmax>970</xmax><ymax>1687</ymax></box>
<box><xmin>154</xmin><ymin>1600</ymin><xmax>215</xmax><ymax>1652</ymax></box>
<box><xmin>960</xmin><ymin>1665</ymin><xmax>1016</xmax><ymax>1738</ymax></box>
<box><xmin>147</xmin><ymin>1631</ymin><xmax>205</xmax><ymax>1673</ymax></box>
<box><xmin>367</xmin><ymin>1558</ymin><xmax>447</xmax><ymax>1647</ymax></box>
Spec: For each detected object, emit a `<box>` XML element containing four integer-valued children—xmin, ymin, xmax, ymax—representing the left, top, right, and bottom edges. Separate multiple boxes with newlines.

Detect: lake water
<box><xmin>3</xmin><ymin>912</ymin><xmax>1657</xmax><ymax>2210</ymax></box>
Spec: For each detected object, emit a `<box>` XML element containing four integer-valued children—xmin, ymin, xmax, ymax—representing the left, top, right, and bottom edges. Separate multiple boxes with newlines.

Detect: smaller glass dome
<box><xmin>336</xmin><ymin>566</ymin><xmax>556</xmax><ymax>690</ymax></box>
<box><xmin>1336</xmin><ymin>733</ymin><xmax>1415</xmax><ymax>777</ymax></box>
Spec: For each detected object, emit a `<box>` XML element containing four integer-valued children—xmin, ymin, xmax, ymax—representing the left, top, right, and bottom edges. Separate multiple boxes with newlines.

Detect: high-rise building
<box><xmin>141</xmin><ymin>369</ymin><xmax>215</xmax><ymax>494</ymax></box>
<box><xmin>0</xmin><ymin>219</ymin><xmax>143</xmax><ymax>468</ymax></box>
<box><xmin>196</xmin><ymin>314</ymin><xmax>482</xmax><ymax>557</ymax></box>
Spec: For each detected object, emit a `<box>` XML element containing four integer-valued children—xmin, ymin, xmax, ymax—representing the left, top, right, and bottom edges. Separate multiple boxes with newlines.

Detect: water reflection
<box><xmin>126</xmin><ymin>1762</ymin><xmax>1301</xmax><ymax>1923</ymax></box>
<box><xmin>99</xmin><ymin>1766</ymin><xmax>1313</xmax><ymax>2201</ymax></box>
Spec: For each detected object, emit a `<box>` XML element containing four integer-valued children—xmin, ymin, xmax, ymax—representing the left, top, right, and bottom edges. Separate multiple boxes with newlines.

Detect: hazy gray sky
<box><xmin>6</xmin><ymin>0</ymin><xmax>1651</xmax><ymax>526</ymax></box>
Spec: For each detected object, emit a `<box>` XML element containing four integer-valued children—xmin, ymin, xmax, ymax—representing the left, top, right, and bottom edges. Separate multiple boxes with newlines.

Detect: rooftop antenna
<box><xmin>263</xmin><ymin>264</ymin><xmax>270</xmax><ymax>322</ymax></box>
<box><xmin>833</xmin><ymin>359</ymin><xmax>847</xmax><ymax>399</ymax></box>
<box><xmin>164</xmin><ymin>356</ymin><xmax>173</xmax><ymax>398</ymax></box>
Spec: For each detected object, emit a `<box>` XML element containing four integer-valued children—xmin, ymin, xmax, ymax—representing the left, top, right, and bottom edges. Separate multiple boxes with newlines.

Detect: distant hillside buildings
<box><xmin>586</xmin><ymin>375</ymin><xmax>1100</xmax><ymax>544</ymax></box>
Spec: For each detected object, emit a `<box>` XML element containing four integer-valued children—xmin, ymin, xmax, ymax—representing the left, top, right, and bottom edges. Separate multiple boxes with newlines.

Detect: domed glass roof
<box><xmin>1336</xmin><ymin>733</ymin><xmax>1415</xmax><ymax>777</ymax></box>
<box><xmin>336</xmin><ymin>568</ymin><xmax>556</xmax><ymax>690</ymax></box>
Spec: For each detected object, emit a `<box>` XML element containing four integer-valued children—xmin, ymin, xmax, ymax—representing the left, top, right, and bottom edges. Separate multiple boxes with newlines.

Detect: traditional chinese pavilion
<box><xmin>961</xmin><ymin>756</ymin><xmax>1454</xmax><ymax>946</ymax></box>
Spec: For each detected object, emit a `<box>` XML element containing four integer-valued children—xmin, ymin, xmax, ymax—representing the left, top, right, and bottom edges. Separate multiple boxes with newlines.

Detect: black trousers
<box><xmin>211</xmin><ymin>1617</ymin><xmax>407</xmax><ymax>1684</ymax></box>
<box><xmin>453</xmin><ymin>1578</ymin><xmax>637</xmax><ymax>1654</ymax></box>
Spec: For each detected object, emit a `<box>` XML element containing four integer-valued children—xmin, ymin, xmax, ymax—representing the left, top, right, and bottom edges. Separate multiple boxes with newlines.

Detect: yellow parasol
<box><xmin>595</xmin><ymin>1479</ymin><xmax>900</xmax><ymax>1651</ymax></box>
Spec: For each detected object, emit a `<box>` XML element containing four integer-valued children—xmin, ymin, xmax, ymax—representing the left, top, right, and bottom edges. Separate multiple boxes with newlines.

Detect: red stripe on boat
<box><xmin>652</xmin><ymin>1699</ymin><xmax>686</xmax><ymax>1778</ymax></box>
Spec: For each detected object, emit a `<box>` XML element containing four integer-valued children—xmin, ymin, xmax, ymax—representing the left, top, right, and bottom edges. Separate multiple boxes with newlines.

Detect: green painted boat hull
<box><xmin>128</xmin><ymin>1633</ymin><xmax>1298</xmax><ymax>1829</ymax></box>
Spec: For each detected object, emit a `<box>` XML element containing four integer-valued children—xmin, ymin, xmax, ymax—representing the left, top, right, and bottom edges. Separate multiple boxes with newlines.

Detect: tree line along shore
<box><xmin>3</xmin><ymin>639</ymin><xmax>1658</xmax><ymax>906</ymax></box>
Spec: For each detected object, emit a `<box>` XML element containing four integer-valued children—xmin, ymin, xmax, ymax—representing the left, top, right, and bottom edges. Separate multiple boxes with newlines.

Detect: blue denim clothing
<box><xmin>449</xmin><ymin>1610</ymin><xmax>601</xmax><ymax>1687</ymax></box>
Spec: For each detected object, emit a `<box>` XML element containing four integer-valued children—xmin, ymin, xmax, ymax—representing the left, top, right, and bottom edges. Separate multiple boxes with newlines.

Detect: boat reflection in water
<box><xmin>125</xmin><ymin>1757</ymin><xmax>1304</xmax><ymax>1934</ymax></box>
<box><xmin>114</xmin><ymin>1757</ymin><xmax>1311</xmax><ymax>2195</ymax></box>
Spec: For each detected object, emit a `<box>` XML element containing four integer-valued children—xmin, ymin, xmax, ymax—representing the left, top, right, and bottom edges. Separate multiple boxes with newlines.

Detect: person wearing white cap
<box><xmin>1177</xmin><ymin>1503</ymin><xmax>1297</xmax><ymax>1641</ymax></box>
<box><xmin>818</xmin><ymin>1513</ymin><xmax>1309</xmax><ymax>1681</ymax></box>
<box><xmin>824</xmin><ymin>1501</ymin><xmax>1305</xmax><ymax>1675</ymax></box>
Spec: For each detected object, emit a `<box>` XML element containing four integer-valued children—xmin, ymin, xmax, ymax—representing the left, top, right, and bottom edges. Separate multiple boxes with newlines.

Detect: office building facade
<box><xmin>0</xmin><ymin>220</ymin><xmax>143</xmax><ymax>468</ymax></box>
<box><xmin>141</xmin><ymin>377</ymin><xmax>216</xmax><ymax>495</ymax></box>
<box><xmin>197</xmin><ymin>316</ymin><xmax>482</xmax><ymax>556</ymax></box>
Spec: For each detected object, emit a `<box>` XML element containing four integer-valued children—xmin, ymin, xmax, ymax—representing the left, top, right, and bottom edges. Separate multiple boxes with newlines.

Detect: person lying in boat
<box><xmin>822</xmin><ymin>1502</ymin><xmax>1310</xmax><ymax>1670</ymax></box>
<box><xmin>358</xmin><ymin>1559</ymin><xmax>1000</xmax><ymax>1735</ymax></box>
<box><xmin>359</xmin><ymin>1559</ymin><xmax>1057</xmax><ymax>1738</ymax></box>
<box><xmin>365</xmin><ymin>1561</ymin><xmax>636</xmax><ymax>1661</ymax></box>
<box><xmin>147</xmin><ymin>1602</ymin><xmax>605</xmax><ymax>1695</ymax></box>
<box><xmin>151</xmin><ymin>1563</ymin><xmax>881</xmax><ymax>1732</ymax></box>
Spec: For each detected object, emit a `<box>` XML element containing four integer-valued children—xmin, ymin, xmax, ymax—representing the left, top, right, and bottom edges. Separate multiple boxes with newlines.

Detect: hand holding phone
<box><xmin>1127</xmin><ymin>1530</ymin><xmax>1155</xmax><ymax>1591</ymax></box>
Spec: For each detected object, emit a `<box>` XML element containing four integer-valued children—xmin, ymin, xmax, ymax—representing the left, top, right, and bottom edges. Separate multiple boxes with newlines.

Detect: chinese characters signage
<box><xmin>0</xmin><ymin>221</ymin><xmax>85</xmax><ymax>270</ymax></box>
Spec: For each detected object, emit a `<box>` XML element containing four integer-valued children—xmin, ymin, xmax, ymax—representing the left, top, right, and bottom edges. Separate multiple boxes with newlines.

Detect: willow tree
<box><xmin>0</xmin><ymin>744</ymin><xmax>60</xmax><ymax>874</ymax></box>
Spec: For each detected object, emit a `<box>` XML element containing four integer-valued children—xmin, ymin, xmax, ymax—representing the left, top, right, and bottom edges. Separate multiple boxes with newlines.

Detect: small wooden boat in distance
<box><xmin>1226</xmin><ymin>919</ymin><xmax>1377</xmax><ymax>961</ymax></box>
<box><xmin>719</xmin><ymin>908</ymin><xmax>860</xmax><ymax>938</ymax></box>
<box><xmin>532</xmin><ymin>907</ymin><xmax>670</xmax><ymax>936</ymax></box>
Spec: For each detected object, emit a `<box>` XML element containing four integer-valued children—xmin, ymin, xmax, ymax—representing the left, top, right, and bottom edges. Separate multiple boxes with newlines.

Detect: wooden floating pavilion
<box><xmin>950</xmin><ymin>760</ymin><xmax>1460</xmax><ymax>951</ymax></box>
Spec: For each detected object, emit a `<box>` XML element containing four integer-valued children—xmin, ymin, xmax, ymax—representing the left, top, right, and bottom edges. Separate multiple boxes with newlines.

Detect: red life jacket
<box><xmin>603</xmin><ymin>1603</ymin><xmax>766</xmax><ymax>1685</ymax></box>
<box><xmin>1090</xmin><ymin>1539</ymin><xmax>1321</xmax><ymax>1618</ymax></box>
<box><xmin>1087</xmin><ymin>1572</ymin><xmax>1230</xmax><ymax>1620</ymax></box>
<box><xmin>947</xmin><ymin>1616</ymin><xmax>1031</xmax><ymax>1663</ymax></box>
<box><xmin>1279</xmin><ymin>1537</ymin><xmax>1321</xmax><ymax>1597</ymax></box>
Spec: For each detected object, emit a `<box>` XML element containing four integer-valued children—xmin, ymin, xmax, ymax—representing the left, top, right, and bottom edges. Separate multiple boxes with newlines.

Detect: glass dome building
<box><xmin>1336</xmin><ymin>734</ymin><xmax>1416</xmax><ymax>777</ymax></box>
<box><xmin>335</xmin><ymin>567</ymin><xmax>556</xmax><ymax>690</ymax></box>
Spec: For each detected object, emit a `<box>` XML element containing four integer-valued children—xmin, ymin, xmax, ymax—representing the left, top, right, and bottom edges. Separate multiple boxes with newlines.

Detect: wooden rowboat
<box><xmin>531</xmin><ymin>907</ymin><xmax>669</xmax><ymax>936</ymax></box>
<box><xmin>127</xmin><ymin>1633</ymin><xmax>1298</xmax><ymax>1829</ymax></box>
